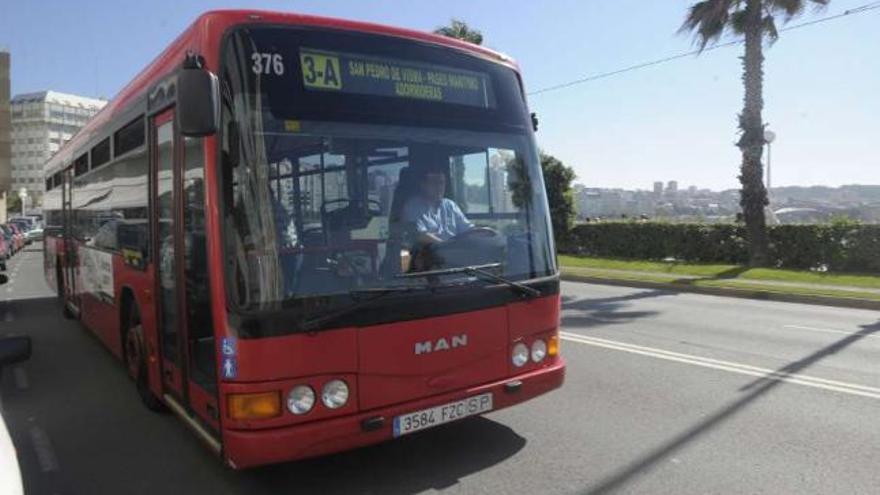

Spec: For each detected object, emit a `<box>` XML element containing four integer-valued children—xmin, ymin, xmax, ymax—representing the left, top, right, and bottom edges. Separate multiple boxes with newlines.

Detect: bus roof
<box><xmin>44</xmin><ymin>10</ymin><xmax>520</xmax><ymax>177</ymax></box>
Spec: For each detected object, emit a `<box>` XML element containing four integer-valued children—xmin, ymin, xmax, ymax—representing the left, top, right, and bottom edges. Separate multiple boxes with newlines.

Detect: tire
<box><xmin>124</xmin><ymin>305</ymin><xmax>165</xmax><ymax>412</ymax></box>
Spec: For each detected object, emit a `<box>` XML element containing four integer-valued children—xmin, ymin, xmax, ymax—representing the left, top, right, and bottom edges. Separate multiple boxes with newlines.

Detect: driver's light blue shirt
<box><xmin>403</xmin><ymin>196</ymin><xmax>474</xmax><ymax>241</ymax></box>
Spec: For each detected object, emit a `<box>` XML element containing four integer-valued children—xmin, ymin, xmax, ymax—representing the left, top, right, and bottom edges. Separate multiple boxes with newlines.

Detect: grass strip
<box><xmin>559</xmin><ymin>255</ymin><xmax>880</xmax><ymax>290</ymax></box>
<box><xmin>561</xmin><ymin>266</ymin><xmax>880</xmax><ymax>302</ymax></box>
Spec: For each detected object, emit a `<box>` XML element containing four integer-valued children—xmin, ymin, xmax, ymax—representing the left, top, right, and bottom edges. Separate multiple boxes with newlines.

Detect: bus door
<box><xmin>151</xmin><ymin>108</ymin><xmax>220</xmax><ymax>432</ymax></box>
<box><xmin>61</xmin><ymin>168</ymin><xmax>78</xmax><ymax>310</ymax></box>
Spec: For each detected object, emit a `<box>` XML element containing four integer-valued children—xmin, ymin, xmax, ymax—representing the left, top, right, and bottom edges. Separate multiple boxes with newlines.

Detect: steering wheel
<box><xmin>451</xmin><ymin>226</ymin><xmax>499</xmax><ymax>241</ymax></box>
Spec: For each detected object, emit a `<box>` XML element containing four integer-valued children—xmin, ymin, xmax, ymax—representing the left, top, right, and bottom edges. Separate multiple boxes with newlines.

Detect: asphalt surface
<box><xmin>1</xmin><ymin>243</ymin><xmax>878</xmax><ymax>494</ymax></box>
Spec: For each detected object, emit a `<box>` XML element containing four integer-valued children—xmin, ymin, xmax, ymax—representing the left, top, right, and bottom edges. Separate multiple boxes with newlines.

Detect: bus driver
<box><xmin>402</xmin><ymin>164</ymin><xmax>474</xmax><ymax>245</ymax></box>
<box><xmin>400</xmin><ymin>164</ymin><xmax>499</xmax><ymax>272</ymax></box>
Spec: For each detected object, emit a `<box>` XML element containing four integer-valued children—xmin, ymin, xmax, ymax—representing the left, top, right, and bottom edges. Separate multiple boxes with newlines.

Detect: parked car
<box><xmin>0</xmin><ymin>225</ymin><xmax>16</xmax><ymax>255</ymax></box>
<box><xmin>8</xmin><ymin>216</ymin><xmax>34</xmax><ymax>228</ymax></box>
<box><xmin>0</xmin><ymin>320</ymin><xmax>30</xmax><ymax>495</ymax></box>
<box><xmin>6</xmin><ymin>224</ymin><xmax>24</xmax><ymax>252</ymax></box>
<box><xmin>0</xmin><ymin>235</ymin><xmax>7</xmax><ymax>271</ymax></box>
<box><xmin>8</xmin><ymin>219</ymin><xmax>31</xmax><ymax>234</ymax></box>
<box><xmin>8</xmin><ymin>220</ymin><xmax>34</xmax><ymax>245</ymax></box>
<box><xmin>25</xmin><ymin>228</ymin><xmax>43</xmax><ymax>243</ymax></box>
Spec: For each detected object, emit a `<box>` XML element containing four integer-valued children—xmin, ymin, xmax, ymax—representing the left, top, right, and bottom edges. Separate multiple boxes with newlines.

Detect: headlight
<box><xmin>321</xmin><ymin>379</ymin><xmax>350</xmax><ymax>409</ymax></box>
<box><xmin>287</xmin><ymin>385</ymin><xmax>315</xmax><ymax>415</ymax></box>
<box><xmin>531</xmin><ymin>339</ymin><xmax>548</xmax><ymax>363</ymax></box>
<box><xmin>512</xmin><ymin>342</ymin><xmax>529</xmax><ymax>367</ymax></box>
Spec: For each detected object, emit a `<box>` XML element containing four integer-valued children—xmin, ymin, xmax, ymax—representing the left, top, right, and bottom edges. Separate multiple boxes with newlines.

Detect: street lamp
<box><xmin>763</xmin><ymin>129</ymin><xmax>776</xmax><ymax>192</ymax></box>
<box><xmin>18</xmin><ymin>187</ymin><xmax>27</xmax><ymax>218</ymax></box>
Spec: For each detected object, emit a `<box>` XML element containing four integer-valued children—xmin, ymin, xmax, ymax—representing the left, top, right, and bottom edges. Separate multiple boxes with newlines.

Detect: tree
<box><xmin>680</xmin><ymin>0</ymin><xmax>828</xmax><ymax>266</ymax></box>
<box><xmin>433</xmin><ymin>19</ymin><xmax>484</xmax><ymax>45</ymax></box>
<box><xmin>6</xmin><ymin>194</ymin><xmax>21</xmax><ymax>214</ymax></box>
<box><xmin>540</xmin><ymin>153</ymin><xmax>577</xmax><ymax>242</ymax></box>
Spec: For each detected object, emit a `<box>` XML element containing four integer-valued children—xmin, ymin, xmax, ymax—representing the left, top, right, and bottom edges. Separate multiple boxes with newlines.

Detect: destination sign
<box><xmin>298</xmin><ymin>48</ymin><xmax>494</xmax><ymax>109</ymax></box>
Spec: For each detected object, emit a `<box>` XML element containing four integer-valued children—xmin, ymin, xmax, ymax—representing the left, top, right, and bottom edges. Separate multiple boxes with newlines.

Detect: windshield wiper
<box><xmin>397</xmin><ymin>263</ymin><xmax>542</xmax><ymax>299</ymax></box>
<box><xmin>299</xmin><ymin>286</ymin><xmax>423</xmax><ymax>332</ymax></box>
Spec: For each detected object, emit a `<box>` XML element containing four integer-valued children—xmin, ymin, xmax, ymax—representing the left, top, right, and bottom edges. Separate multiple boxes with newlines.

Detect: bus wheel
<box><xmin>124</xmin><ymin>306</ymin><xmax>165</xmax><ymax>412</ymax></box>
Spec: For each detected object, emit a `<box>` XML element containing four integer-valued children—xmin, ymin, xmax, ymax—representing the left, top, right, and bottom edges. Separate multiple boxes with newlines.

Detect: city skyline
<box><xmin>574</xmin><ymin>182</ymin><xmax>880</xmax><ymax>224</ymax></box>
<box><xmin>576</xmin><ymin>179</ymin><xmax>880</xmax><ymax>194</ymax></box>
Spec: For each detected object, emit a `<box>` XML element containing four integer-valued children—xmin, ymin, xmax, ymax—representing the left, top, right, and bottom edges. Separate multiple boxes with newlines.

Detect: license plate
<box><xmin>393</xmin><ymin>393</ymin><xmax>493</xmax><ymax>437</ymax></box>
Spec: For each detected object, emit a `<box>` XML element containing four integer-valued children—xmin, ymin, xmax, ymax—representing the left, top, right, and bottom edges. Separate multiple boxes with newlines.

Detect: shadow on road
<box><xmin>0</xmin><ymin>297</ymin><xmax>58</xmax><ymax>328</ymax></box>
<box><xmin>561</xmin><ymin>289</ymin><xmax>673</xmax><ymax>328</ymax></box>
<box><xmin>669</xmin><ymin>265</ymin><xmax>751</xmax><ymax>286</ymax></box>
<box><xmin>581</xmin><ymin>319</ymin><xmax>880</xmax><ymax>495</ymax></box>
<box><xmin>235</xmin><ymin>417</ymin><xmax>525</xmax><ymax>494</ymax></box>
<box><xmin>1</xmin><ymin>295</ymin><xmax>527</xmax><ymax>495</ymax></box>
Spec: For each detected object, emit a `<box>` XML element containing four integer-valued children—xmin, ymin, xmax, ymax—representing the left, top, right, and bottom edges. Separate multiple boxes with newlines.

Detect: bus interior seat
<box><xmin>381</xmin><ymin>167</ymin><xmax>418</xmax><ymax>276</ymax></box>
<box><xmin>389</xmin><ymin>167</ymin><xmax>417</xmax><ymax>230</ymax></box>
<box><xmin>322</xmin><ymin>201</ymin><xmax>372</xmax><ymax>245</ymax></box>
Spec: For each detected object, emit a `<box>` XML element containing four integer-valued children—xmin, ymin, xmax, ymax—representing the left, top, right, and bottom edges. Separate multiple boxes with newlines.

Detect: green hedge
<box><xmin>560</xmin><ymin>222</ymin><xmax>880</xmax><ymax>273</ymax></box>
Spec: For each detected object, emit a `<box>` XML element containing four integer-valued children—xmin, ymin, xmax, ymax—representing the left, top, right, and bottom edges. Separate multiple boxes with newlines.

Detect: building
<box><xmin>488</xmin><ymin>150</ymin><xmax>515</xmax><ymax>213</ymax></box>
<box><xmin>0</xmin><ymin>51</ymin><xmax>11</xmax><ymax>203</ymax></box>
<box><xmin>653</xmin><ymin>181</ymin><xmax>663</xmax><ymax>196</ymax></box>
<box><xmin>10</xmin><ymin>90</ymin><xmax>106</xmax><ymax>207</ymax></box>
<box><xmin>577</xmin><ymin>188</ymin><xmax>647</xmax><ymax>218</ymax></box>
<box><xmin>666</xmin><ymin>180</ymin><xmax>678</xmax><ymax>195</ymax></box>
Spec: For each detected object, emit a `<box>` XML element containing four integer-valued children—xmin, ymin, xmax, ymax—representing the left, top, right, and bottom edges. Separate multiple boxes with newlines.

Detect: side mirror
<box><xmin>530</xmin><ymin>112</ymin><xmax>539</xmax><ymax>132</ymax></box>
<box><xmin>0</xmin><ymin>336</ymin><xmax>31</xmax><ymax>368</ymax></box>
<box><xmin>178</xmin><ymin>67</ymin><xmax>219</xmax><ymax>137</ymax></box>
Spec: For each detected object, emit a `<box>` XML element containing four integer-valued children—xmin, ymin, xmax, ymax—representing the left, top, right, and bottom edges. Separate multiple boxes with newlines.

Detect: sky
<box><xmin>2</xmin><ymin>0</ymin><xmax>878</xmax><ymax>191</ymax></box>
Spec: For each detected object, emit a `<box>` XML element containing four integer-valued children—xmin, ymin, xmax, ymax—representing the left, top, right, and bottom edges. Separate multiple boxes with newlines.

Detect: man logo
<box><xmin>414</xmin><ymin>334</ymin><xmax>468</xmax><ymax>355</ymax></box>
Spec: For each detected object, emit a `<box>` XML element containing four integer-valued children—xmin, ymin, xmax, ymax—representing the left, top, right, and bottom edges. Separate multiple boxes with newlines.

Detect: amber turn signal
<box><xmin>547</xmin><ymin>335</ymin><xmax>560</xmax><ymax>358</ymax></box>
<box><xmin>228</xmin><ymin>391</ymin><xmax>282</xmax><ymax>420</ymax></box>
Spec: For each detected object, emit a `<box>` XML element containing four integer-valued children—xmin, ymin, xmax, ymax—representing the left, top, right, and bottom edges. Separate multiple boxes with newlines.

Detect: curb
<box><xmin>561</xmin><ymin>272</ymin><xmax>880</xmax><ymax>311</ymax></box>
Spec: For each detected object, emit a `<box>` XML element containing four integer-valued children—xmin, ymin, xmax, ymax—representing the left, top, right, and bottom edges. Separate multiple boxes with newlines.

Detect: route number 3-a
<box><xmin>300</xmin><ymin>52</ymin><xmax>343</xmax><ymax>90</ymax></box>
<box><xmin>252</xmin><ymin>53</ymin><xmax>284</xmax><ymax>76</ymax></box>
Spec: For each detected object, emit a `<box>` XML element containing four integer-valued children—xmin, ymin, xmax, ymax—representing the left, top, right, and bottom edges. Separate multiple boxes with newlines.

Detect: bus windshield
<box><xmin>221</xmin><ymin>27</ymin><xmax>556</xmax><ymax>312</ymax></box>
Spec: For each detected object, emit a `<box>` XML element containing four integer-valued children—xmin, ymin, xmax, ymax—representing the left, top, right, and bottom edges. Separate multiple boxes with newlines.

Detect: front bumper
<box><xmin>222</xmin><ymin>357</ymin><xmax>565</xmax><ymax>469</ymax></box>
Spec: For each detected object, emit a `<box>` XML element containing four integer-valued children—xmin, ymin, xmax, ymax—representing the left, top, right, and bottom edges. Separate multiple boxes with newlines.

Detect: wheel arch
<box><xmin>118</xmin><ymin>284</ymin><xmax>166</xmax><ymax>412</ymax></box>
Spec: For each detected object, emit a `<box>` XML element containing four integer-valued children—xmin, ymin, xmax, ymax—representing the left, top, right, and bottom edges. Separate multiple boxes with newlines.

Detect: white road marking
<box><xmin>783</xmin><ymin>324</ymin><xmax>880</xmax><ymax>340</ymax></box>
<box><xmin>560</xmin><ymin>331</ymin><xmax>880</xmax><ymax>400</ymax></box>
<box><xmin>12</xmin><ymin>367</ymin><xmax>28</xmax><ymax>390</ymax></box>
<box><xmin>28</xmin><ymin>426</ymin><xmax>59</xmax><ymax>472</ymax></box>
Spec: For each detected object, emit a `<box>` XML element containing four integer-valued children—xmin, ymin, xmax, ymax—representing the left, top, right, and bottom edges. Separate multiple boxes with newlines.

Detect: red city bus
<box><xmin>43</xmin><ymin>10</ymin><xmax>564</xmax><ymax>468</ymax></box>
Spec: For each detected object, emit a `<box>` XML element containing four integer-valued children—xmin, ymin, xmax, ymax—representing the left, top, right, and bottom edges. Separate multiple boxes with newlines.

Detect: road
<box><xmin>1</xmin><ymin>244</ymin><xmax>878</xmax><ymax>494</ymax></box>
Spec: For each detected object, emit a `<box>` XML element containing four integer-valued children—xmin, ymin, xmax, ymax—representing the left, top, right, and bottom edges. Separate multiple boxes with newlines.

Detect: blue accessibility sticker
<box><xmin>222</xmin><ymin>356</ymin><xmax>238</xmax><ymax>379</ymax></box>
<box><xmin>221</xmin><ymin>337</ymin><xmax>237</xmax><ymax>357</ymax></box>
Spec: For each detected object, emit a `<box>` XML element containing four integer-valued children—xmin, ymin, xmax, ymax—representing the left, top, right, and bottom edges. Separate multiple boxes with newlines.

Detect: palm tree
<box><xmin>433</xmin><ymin>19</ymin><xmax>484</xmax><ymax>45</ymax></box>
<box><xmin>681</xmin><ymin>0</ymin><xmax>828</xmax><ymax>266</ymax></box>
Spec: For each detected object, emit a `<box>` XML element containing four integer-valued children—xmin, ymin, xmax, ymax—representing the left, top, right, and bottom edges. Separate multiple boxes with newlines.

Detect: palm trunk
<box><xmin>737</xmin><ymin>0</ymin><xmax>770</xmax><ymax>266</ymax></box>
